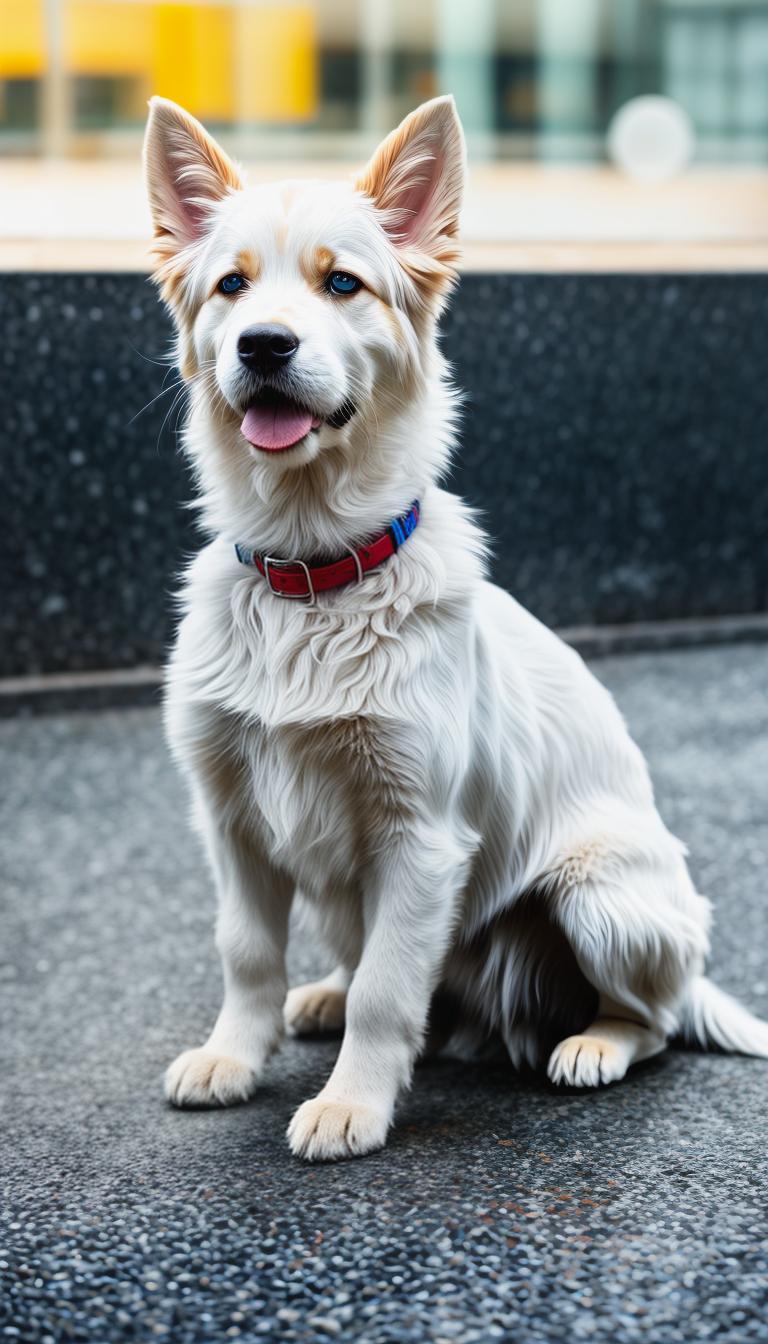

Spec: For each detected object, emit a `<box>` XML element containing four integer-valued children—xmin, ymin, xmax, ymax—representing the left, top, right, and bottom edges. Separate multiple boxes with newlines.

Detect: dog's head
<box><xmin>143</xmin><ymin>95</ymin><xmax>465</xmax><ymax>477</ymax></box>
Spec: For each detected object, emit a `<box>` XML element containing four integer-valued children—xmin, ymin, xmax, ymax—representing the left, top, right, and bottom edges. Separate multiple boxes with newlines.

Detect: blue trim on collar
<box><xmin>387</xmin><ymin>500</ymin><xmax>420</xmax><ymax>551</ymax></box>
<box><xmin>234</xmin><ymin>499</ymin><xmax>421</xmax><ymax>571</ymax></box>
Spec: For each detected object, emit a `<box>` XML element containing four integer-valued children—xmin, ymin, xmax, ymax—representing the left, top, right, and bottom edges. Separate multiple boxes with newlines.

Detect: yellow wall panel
<box><xmin>151</xmin><ymin>5</ymin><xmax>235</xmax><ymax>121</ymax></box>
<box><xmin>0</xmin><ymin>1</ymin><xmax>318</xmax><ymax>124</ymax></box>
<box><xmin>0</xmin><ymin>0</ymin><xmax>45</xmax><ymax>78</ymax></box>
<box><xmin>237</xmin><ymin>4</ymin><xmax>317</xmax><ymax>123</ymax></box>
<box><xmin>64</xmin><ymin>2</ymin><xmax>154</xmax><ymax>77</ymax></box>
<box><xmin>60</xmin><ymin>3</ymin><xmax>238</xmax><ymax>119</ymax></box>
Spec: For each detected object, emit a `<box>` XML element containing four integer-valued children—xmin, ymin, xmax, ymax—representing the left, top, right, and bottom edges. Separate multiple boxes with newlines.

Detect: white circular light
<box><xmin>607</xmin><ymin>96</ymin><xmax>695</xmax><ymax>182</ymax></box>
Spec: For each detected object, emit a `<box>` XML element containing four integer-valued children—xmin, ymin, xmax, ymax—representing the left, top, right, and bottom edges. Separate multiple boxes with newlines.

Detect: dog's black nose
<box><xmin>237</xmin><ymin>324</ymin><xmax>299</xmax><ymax>372</ymax></box>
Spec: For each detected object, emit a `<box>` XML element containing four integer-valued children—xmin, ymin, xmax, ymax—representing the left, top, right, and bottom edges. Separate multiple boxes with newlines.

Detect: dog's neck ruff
<box><xmin>234</xmin><ymin>501</ymin><xmax>421</xmax><ymax>602</ymax></box>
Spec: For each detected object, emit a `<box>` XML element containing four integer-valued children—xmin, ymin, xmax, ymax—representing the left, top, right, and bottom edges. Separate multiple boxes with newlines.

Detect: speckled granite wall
<box><xmin>1</xmin><ymin>272</ymin><xmax>766</xmax><ymax>677</ymax></box>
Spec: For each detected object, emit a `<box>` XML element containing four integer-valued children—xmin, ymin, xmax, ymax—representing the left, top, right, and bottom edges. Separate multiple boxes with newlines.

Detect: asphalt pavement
<box><xmin>2</xmin><ymin>643</ymin><xmax>767</xmax><ymax>1343</ymax></box>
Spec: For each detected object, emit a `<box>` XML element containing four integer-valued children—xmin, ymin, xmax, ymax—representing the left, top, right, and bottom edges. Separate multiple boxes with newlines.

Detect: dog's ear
<box><xmin>356</xmin><ymin>95</ymin><xmax>465</xmax><ymax>265</ymax></box>
<box><xmin>143</xmin><ymin>96</ymin><xmax>243</xmax><ymax>258</ymax></box>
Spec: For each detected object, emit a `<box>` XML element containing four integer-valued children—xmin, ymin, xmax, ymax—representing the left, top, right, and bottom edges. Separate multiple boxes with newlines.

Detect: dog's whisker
<box><xmin>156</xmin><ymin>383</ymin><xmax>194</xmax><ymax>451</ymax></box>
<box><xmin>130</xmin><ymin>376</ymin><xmax>189</xmax><ymax>426</ymax></box>
<box><xmin>129</xmin><ymin>342</ymin><xmax>178</xmax><ymax>369</ymax></box>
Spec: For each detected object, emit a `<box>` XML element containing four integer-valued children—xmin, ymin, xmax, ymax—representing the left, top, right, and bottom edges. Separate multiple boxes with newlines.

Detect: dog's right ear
<box><xmin>143</xmin><ymin>96</ymin><xmax>243</xmax><ymax>261</ymax></box>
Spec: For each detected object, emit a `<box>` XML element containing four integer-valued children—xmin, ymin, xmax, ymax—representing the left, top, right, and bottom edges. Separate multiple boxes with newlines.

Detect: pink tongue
<box><xmin>241</xmin><ymin>403</ymin><xmax>316</xmax><ymax>451</ymax></box>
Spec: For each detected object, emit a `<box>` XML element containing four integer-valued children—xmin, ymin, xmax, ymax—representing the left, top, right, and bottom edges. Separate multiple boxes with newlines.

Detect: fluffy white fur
<box><xmin>144</xmin><ymin>95</ymin><xmax>768</xmax><ymax>1161</ymax></box>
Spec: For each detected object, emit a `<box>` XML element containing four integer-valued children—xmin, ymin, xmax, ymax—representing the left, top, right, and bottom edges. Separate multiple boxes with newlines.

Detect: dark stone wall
<box><xmin>1</xmin><ymin>272</ymin><xmax>766</xmax><ymax>677</ymax></box>
<box><xmin>447</xmin><ymin>274</ymin><xmax>768</xmax><ymax>628</ymax></box>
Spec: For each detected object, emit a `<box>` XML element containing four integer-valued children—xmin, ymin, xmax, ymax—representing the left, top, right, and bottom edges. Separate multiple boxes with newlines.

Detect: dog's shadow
<box><xmin>162</xmin><ymin>1034</ymin><xmax>678</xmax><ymax>1173</ymax></box>
<box><xmin>386</xmin><ymin>1046</ymin><xmax>677</xmax><ymax>1150</ymax></box>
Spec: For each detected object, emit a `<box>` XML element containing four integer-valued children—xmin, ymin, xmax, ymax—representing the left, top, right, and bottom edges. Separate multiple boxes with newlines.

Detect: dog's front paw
<box><xmin>165</xmin><ymin>1048</ymin><xmax>259</xmax><ymax>1108</ymax></box>
<box><xmin>284</xmin><ymin>981</ymin><xmax>347</xmax><ymax>1036</ymax></box>
<box><xmin>547</xmin><ymin>1034</ymin><xmax>625</xmax><ymax>1088</ymax></box>
<box><xmin>287</xmin><ymin>1096</ymin><xmax>389</xmax><ymax>1161</ymax></box>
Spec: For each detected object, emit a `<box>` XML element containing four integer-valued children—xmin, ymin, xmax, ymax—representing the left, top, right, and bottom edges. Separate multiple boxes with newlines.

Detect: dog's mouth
<box><xmin>240</xmin><ymin>390</ymin><xmax>356</xmax><ymax>453</ymax></box>
<box><xmin>240</xmin><ymin>390</ymin><xmax>321</xmax><ymax>453</ymax></box>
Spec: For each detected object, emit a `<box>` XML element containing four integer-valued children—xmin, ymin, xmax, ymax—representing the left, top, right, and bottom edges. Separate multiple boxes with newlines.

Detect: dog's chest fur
<box><xmin>249</xmin><ymin>713</ymin><xmax>417</xmax><ymax>899</ymax></box>
<box><xmin>167</xmin><ymin>543</ymin><xmax>453</xmax><ymax>903</ymax></box>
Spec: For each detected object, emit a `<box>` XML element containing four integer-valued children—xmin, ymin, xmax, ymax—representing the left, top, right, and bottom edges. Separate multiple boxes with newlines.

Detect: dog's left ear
<box><xmin>356</xmin><ymin>95</ymin><xmax>465</xmax><ymax>267</ymax></box>
<box><xmin>143</xmin><ymin>96</ymin><xmax>243</xmax><ymax>259</ymax></box>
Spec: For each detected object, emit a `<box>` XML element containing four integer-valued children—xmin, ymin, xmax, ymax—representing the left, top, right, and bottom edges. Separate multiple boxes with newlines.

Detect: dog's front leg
<box><xmin>165</xmin><ymin>809</ymin><xmax>293</xmax><ymax>1108</ymax></box>
<box><xmin>287</xmin><ymin>821</ymin><xmax>474</xmax><ymax>1160</ymax></box>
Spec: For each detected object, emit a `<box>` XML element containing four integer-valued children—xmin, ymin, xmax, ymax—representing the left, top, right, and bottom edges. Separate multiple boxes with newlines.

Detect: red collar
<box><xmin>234</xmin><ymin>500</ymin><xmax>421</xmax><ymax>602</ymax></box>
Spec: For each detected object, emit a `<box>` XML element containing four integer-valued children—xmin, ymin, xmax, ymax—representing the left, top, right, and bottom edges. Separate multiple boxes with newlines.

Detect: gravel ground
<box><xmin>1</xmin><ymin>643</ymin><xmax>767</xmax><ymax>1343</ymax></box>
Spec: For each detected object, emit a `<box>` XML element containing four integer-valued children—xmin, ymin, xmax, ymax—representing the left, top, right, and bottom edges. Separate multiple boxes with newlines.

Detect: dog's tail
<box><xmin>679</xmin><ymin>975</ymin><xmax>768</xmax><ymax>1057</ymax></box>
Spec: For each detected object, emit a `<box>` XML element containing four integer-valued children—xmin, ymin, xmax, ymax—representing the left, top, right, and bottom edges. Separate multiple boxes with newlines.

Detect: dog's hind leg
<box><xmin>542</xmin><ymin>828</ymin><xmax>711</xmax><ymax>1088</ymax></box>
<box><xmin>547</xmin><ymin>997</ymin><xmax>666</xmax><ymax>1087</ymax></box>
<box><xmin>284</xmin><ymin>966</ymin><xmax>351</xmax><ymax>1036</ymax></box>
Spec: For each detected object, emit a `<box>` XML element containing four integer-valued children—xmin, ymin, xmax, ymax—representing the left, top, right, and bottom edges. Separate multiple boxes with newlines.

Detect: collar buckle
<box><xmin>263</xmin><ymin>555</ymin><xmax>315</xmax><ymax>603</ymax></box>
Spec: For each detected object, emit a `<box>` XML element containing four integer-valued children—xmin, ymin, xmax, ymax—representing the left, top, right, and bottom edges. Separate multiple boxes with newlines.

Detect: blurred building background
<box><xmin>2</xmin><ymin>0</ymin><xmax>768</xmax><ymax>164</ymax></box>
<box><xmin>1</xmin><ymin>1</ymin><xmax>767</xmax><ymax>687</ymax></box>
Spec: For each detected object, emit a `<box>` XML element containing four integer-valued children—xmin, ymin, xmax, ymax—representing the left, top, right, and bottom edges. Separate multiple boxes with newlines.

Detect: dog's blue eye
<box><xmin>218</xmin><ymin>273</ymin><xmax>246</xmax><ymax>295</ymax></box>
<box><xmin>327</xmin><ymin>271</ymin><xmax>361</xmax><ymax>296</ymax></box>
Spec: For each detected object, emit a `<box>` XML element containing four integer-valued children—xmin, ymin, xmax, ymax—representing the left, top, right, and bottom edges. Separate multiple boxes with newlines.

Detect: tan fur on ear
<box><xmin>143</xmin><ymin>96</ymin><xmax>243</xmax><ymax>273</ymax></box>
<box><xmin>355</xmin><ymin>95</ymin><xmax>465</xmax><ymax>282</ymax></box>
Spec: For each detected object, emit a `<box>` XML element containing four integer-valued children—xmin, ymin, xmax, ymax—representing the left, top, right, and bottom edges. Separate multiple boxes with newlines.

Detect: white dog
<box><xmin>143</xmin><ymin>94</ymin><xmax>768</xmax><ymax>1161</ymax></box>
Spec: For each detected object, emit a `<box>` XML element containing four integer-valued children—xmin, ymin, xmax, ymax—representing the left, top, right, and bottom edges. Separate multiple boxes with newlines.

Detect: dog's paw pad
<box><xmin>284</xmin><ymin>983</ymin><xmax>347</xmax><ymax>1036</ymax></box>
<box><xmin>547</xmin><ymin>1035</ymin><xmax>624</xmax><ymax>1088</ymax></box>
<box><xmin>164</xmin><ymin>1048</ymin><xmax>258</xmax><ymax>1108</ymax></box>
<box><xmin>287</xmin><ymin>1096</ymin><xmax>388</xmax><ymax>1161</ymax></box>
